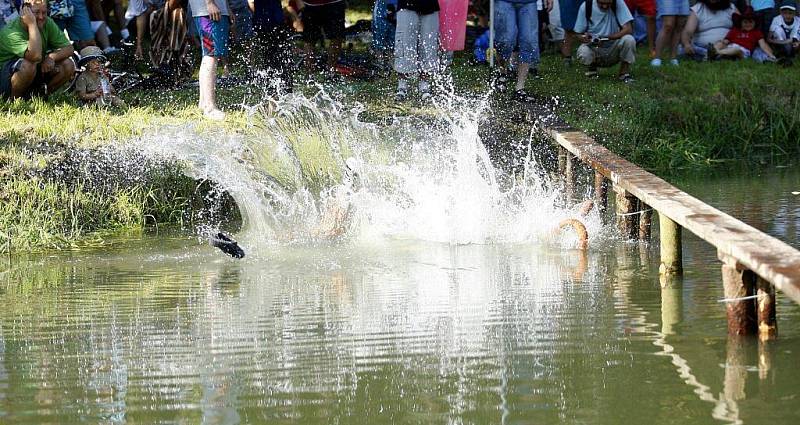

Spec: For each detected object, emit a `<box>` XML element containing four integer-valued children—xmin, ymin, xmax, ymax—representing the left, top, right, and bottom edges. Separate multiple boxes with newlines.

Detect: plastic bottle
<box><xmin>100</xmin><ymin>76</ymin><xmax>110</xmax><ymax>104</ymax></box>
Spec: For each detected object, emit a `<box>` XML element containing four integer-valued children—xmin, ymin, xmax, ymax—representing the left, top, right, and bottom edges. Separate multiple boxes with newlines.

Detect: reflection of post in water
<box><xmin>659</xmin><ymin>275</ymin><xmax>683</xmax><ymax>335</ymax></box>
<box><xmin>723</xmin><ymin>336</ymin><xmax>749</xmax><ymax>403</ymax></box>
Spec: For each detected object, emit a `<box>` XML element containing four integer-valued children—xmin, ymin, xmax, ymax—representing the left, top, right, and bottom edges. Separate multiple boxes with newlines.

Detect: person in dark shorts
<box><xmin>0</xmin><ymin>0</ymin><xmax>75</xmax><ymax>99</ymax></box>
<box><xmin>300</xmin><ymin>0</ymin><xmax>345</xmax><ymax>71</ymax></box>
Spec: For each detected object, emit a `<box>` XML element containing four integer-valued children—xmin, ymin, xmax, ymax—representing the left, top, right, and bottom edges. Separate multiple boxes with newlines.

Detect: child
<box><xmin>75</xmin><ymin>46</ymin><xmax>126</xmax><ymax>107</ymax></box>
<box><xmin>712</xmin><ymin>7</ymin><xmax>777</xmax><ymax>62</ymax></box>
<box><xmin>768</xmin><ymin>0</ymin><xmax>800</xmax><ymax>62</ymax></box>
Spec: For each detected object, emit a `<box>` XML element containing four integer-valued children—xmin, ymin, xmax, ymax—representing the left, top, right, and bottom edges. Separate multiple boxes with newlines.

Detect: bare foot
<box><xmin>203</xmin><ymin>108</ymin><xmax>226</xmax><ymax>121</ymax></box>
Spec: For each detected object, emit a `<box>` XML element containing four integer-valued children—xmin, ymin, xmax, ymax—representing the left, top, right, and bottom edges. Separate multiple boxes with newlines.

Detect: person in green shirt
<box><xmin>0</xmin><ymin>0</ymin><xmax>75</xmax><ymax>99</ymax></box>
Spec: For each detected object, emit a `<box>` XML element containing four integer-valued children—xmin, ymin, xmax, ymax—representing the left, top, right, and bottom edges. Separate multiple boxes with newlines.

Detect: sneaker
<box><xmin>394</xmin><ymin>87</ymin><xmax>408</xmax><ymax>102</ymax></box>
<box><xmin>584</xmin><ymin>65</ymin><xmax>598</xmax><ymax>77</ymax></box>
<box><xmin>203</xmin><ymin>108</ymin><xmax>226</xmax><ymax>121</ymax></box>
<box><xmin>669</xmin><ymin>58</ymin><xmax>679</xmax><ymax>66</ymax></box>
<box><xmin>618</xmin><ymin>73</ymin><xmax>635</xmax><ymax>83</ymax></box>
<box><xmin>650</xmin><ymin>58</ymin><xmax>662</xmax><ymax>67</ymax></box>
<box><xmin>514</xmin><ymin>89</ymin><xmax>533</xmax><ymax>102</ymax></box>
<box><xmin>707</xmin><ymin>43</ymin><xmax>718</xmax><ymax>61</ymax></box>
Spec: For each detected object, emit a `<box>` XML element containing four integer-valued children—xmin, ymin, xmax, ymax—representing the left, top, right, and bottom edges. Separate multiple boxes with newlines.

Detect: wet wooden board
<box><xmin>548</xmin><ymin>128</ymin><xmax>800</xmax><ymax>305</ymax></box>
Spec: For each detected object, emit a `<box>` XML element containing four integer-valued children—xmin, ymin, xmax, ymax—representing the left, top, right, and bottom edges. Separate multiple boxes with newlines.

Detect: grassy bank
<box><xmin>2</xmin><ymin>26</ymin><xmax>799</xmax><ymax>251</ymax></box>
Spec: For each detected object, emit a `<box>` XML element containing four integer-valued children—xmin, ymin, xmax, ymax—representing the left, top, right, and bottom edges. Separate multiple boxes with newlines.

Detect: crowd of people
<box><xmin>0</xmin><ymin>0</ymin><xmax>798</xmax><ymax>118</ymax></box>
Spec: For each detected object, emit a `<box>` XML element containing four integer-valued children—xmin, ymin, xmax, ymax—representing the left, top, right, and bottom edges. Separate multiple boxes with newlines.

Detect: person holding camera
<box><xmin>573</xmin><ymin>0</ymin><xmax>637</xmax><ymax>82</ymax></box>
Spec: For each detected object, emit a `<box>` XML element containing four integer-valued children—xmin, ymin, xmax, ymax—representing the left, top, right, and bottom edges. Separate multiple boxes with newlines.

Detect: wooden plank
<box><xmin>548</xmin><ymin>129</ymin><xmax>800</xmax><ymax>305</ymax></box>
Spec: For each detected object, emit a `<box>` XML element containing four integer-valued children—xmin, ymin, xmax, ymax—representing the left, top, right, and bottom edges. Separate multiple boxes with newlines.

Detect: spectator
<box><xmin>74</xmin><ymin>45</ymin><xmax>125</xmax><ymax>106</ymax></box>
<box><xmin>495</xmin><ymin>0</ymin><xmax>553</xmax><ymax>100</ymax></box>
<box><xmin>712</xmin><ymin>7</ymin><xmax>777</xmax><ymax>61</ymax></box>
<box><xmin>1</xmin><ymin>0</ymin><xmax>19</xmax><ymax>30</ymax></box>
<box><xmin>86</xmin><ymin>0</ymin><xmax>128</xmax><ymax>41</ymax></box>
<box><xmin>0</xmin><ymin>0</ymin><xmax>75</xmax><ymax>99</ymax></box>
<box><xmin>52</xmin><ymin>0</ymin><xmax>98</xmax><ymax>50</ymax></box>
<box><xmin>767</xmin><ymin>0</ymin><xmax>799</xmax><ymax>62</ymax></box>
<box><xmin>559</xmin><ymin>0</ymin><xmax>581</xmax><ymax>64</ymax></box>
<box><xmin>188</xmin><ymin>0</ymin><xmax>231</xmax><ymax>120</ymax></box>
<box><xmin>300</xmin><ymin>0</ymin><xmax>345</xmax><ymax>72</ymax></box>
<box><xmin>681</xmin><ymin>0</ymin><xmax>737</xmax><ymax>60</ymax></box>
<box><xmin>222</xmin><ymin>0</ymin><xmax>253</xmax><ymax>77</ymax></box>
<box><xmin>372</xmin><ymin>0</ymin><xmax>397</xmax><ymax>72</ymax></box>
<box><xmin>573</xmin><ymin>0</ymin><xmax>637</xmax><ymax>82</ymax></box>
<box><xmin>624</xmin><ymin>0</ymin><xmax>657</xmax><ymax>56</ymax></box>
<box><xmin>126</xmin><ymin>0</ymin><xmax>160</xmax><ymax>60</ymax></box>
<box><xmin>394</xmin><ymin>0</ymin><xmax>440</xmax><ymax>101</ymax></box>
<box><xmin>249</xmin><ymin>0</ymin><xmax>293</xmax><ymax>93</ymax></box>
<box><xmin>751</xmin><ymin>0</ymin><xmax>777</xmax><ymax>35</ymax></box>
<box><xmin>150</xmin><ymin>0</ymin><xmax>192</xmax><ymax>83</ymax></box>
<box><xmin>651</xmin><ymin>0</ymin><xmax>689</xmax><ymax>66</ymax></box>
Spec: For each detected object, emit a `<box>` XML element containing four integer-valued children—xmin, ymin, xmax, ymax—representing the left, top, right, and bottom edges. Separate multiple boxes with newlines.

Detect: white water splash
<box><xmin>129</xmin><ymin>91</ymin><xmax>604</xmax><ymax>249</ymax></box>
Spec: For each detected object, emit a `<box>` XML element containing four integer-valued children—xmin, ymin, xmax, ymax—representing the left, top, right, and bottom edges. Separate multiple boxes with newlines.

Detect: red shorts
<box><xmin>624</xmin><ymin>0</ymin><xmax>656</xmax><ymax>17</ymax></box>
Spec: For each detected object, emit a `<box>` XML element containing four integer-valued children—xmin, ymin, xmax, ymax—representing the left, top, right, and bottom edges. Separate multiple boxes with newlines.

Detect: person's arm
<box><xmin>20</xmin><ymin>5</ymin><xmax>42</xmax><ymax>62</ymax></box>
<box><xmin>758</xmin><ymin>38</ymin><xmax>775</xmax><ymax>58</ymax></box>
<box><xmin>545</xmin><ymin>0</ymin><xmax>553</xmax><ymax>12</ymax></box>
<box><xmin>682</xmin><ymin>11</ymin><xmax>699</xmax><ymax>53</ymax></box>
<box><xmin>606</xmin><ymin>22</ymin><xmax>633</xmax><ymax>40</ymax></box>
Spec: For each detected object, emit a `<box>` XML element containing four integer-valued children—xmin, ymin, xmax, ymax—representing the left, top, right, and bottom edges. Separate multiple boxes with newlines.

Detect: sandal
<box><xmin>618</xmin><ymin>73</ymin><xmax>635</xmax><ymax>83</ymax></box>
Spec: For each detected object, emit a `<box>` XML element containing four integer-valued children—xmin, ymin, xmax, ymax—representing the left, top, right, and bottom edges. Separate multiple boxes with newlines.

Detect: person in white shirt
<box><xmin>768</xmin><ymin>0</ymin><xmax>800</xmax><ymax>62</ymax></box>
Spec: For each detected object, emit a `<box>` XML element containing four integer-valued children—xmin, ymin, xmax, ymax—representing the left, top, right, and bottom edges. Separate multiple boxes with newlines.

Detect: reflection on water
<box><xmin>0</xmin><ymin>233</ymin><xmax>799</xmax><ymax>424</ymax></box>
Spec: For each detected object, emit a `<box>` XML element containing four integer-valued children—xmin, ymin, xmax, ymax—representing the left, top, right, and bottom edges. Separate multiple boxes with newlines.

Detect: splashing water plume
<box><xmin>132</xmin><ymin>91</ymin><xmax>603</xmax><ymax>252</ymax></box>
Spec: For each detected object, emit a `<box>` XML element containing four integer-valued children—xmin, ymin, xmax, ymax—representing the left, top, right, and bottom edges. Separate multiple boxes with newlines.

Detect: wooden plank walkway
<box><xmin>548</xmin><ymin>128</ymin><xmax>800</xmax><ymax>305</ymax></box>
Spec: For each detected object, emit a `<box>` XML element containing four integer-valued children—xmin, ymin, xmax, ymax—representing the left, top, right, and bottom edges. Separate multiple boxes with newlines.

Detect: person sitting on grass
<box><xmin>712</xmin><ymin>7</ymin><xmax>777</xmax><ymax>62</ymax></box>
<box><xmin>767</xmin><ymin>0</ymin><xmax>800</xmax><ymax>63</ymax></box>
<box><xmin>74</xmin><ymin>45</ymin><xmax>125</xmax><ymax>107</ymax></box>
<box><xmin>573</xmin><ymin>0</ymin><xmax>637</xmax><ymax>83</ymax></box>
<box><xmin>680</xmin><ymin>0</ymin><xmax>738</xmax><ymax>61</ymax></box>
<box><xmin>0</xmin><ymin>0</ymin><xmax>75</xmax><ymax>99</ymax></box>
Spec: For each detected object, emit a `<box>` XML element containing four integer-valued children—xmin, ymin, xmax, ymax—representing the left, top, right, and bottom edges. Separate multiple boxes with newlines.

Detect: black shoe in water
<box><xmin>210</xmin><ymin>232</ymin><xmax>246</xmax><ymax>259</ymax></box>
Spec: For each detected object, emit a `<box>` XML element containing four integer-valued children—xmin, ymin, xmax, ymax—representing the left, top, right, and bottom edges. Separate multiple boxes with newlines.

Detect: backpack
<box><xmin>585</xmin><ymin>0</ymin><xmax>621</xmax><ymax>29</ymax></box>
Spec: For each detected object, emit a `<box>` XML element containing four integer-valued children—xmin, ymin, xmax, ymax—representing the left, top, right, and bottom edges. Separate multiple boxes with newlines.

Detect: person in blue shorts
<box><xmin>189</xmin><ymin>0</ymin><xmax>230</xmax><ymax>120</ymax></box>
<box><xmin>52</xmin><ymin>0</ymin><xmax>96</xmax><ymax>49</ymax></box>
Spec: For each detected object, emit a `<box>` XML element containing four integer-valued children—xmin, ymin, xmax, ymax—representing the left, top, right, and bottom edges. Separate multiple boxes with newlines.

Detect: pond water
<box><xmin>1</xmin><ymin>99</ymin><xmax>799</xmax><ymax>424</ymax></box>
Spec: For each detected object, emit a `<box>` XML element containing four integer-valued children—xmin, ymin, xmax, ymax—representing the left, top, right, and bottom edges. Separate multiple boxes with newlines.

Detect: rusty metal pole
<box><xmin>658</xmin><ymin>214</ymin><xmax>682</xmax><ymax>276</ymax></box>
<box><xmin>614</xmin><ymin>186</ymin><xmax>638</xmax><ymax>240</ymax></box>
<box><xmin>720</xmin><ymin>254</ymin><xmax>758</xmax><ymax>336</ymax></box>
<box><xmin>756</xmin><ymin>277</ymin><xmax>777</xmax><ymax>341</ymax></box>
<box><xmin>594</xmin><ymin>171</ymin><xmax>608</xmax><ymax>215</ymax></box>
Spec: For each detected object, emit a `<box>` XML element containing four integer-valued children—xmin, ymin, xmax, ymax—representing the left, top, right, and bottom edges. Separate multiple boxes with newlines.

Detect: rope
<box><xmin>717</xmin><ymin>294</ymin><xmax>765</xmax><ymax>303</ymax></box>
<box><xmin>616</xmin><ymin>208</ymin><xmax>653</xmax><ymax>217</ymax></box>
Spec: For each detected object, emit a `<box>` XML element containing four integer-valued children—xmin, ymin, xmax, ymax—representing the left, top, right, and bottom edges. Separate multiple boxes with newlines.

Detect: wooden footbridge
<box><xmin>546</xmin><ymin>124</ymin><xmax>800</xmax><ymax>341</ymax></box>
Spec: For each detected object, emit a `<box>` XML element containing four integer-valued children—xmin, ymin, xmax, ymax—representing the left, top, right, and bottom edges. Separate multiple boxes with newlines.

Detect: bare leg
<box><xmin>669</xmin><ymin>17</ymin><xmax>687</xmax><ymax>59</ymax></box>
<box><xmin>9</xmin><ymin>59</ymin><xmax>37</xmax><ymax>99</ymax></box>
<box><xmin>654</xmin><ymin>15</ymin><xmax>676</xmax><ymax>60</ymax></box>
<box><xmin>515</xmin><ymin>62</ymin><xmax>529</xmax><ymax>91</ymax></box>
<box><xmin>95</xmin><ymin>23</ymin><xmax>111</xmax><ymax>49</ymax></box>
<box><xmin>135</xmin><ymin>12</ymin><xmax>149</xmax><ymax>59</ymax></box>
<box><xmin>45</xmin><ymin>58</ymin><xmax>76</xmax><ymax>92</ymax></box>
<box><xmin>328</xmin><ymin>38</ymin><xmax>342</xmax><ymax>70</ymax></box>
<box><xmin>646</xmin><ymin>16</ymin><xmax>657</xmax><ymax>57</ymax></box>
<box><xmin>561</xmin><ymin>31</ymin><xmax>574</xmax><ymax>59</ymax></box>
<box><xmin>619</xmin><ymin>61</ymin><xmax>631</xmax><ymax>76</ymax></box>
<box><xmin>199</xmin><ymin>55</ymin><xmax>224</xmax><ymax>119</ymax></box>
